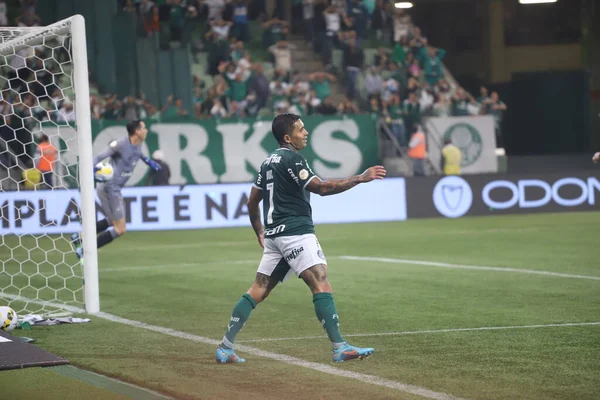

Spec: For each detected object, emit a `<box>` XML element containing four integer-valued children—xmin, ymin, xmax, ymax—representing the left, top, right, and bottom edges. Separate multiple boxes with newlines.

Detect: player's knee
<box><xmin>300</xmin><ymin>264</ymin><xmax>332</xmax><ymax>294</ymax></box>
<box><xmin>311</xmin><ymin>281</ymin><xmax>332</xmax><ymax>294</ymax></box>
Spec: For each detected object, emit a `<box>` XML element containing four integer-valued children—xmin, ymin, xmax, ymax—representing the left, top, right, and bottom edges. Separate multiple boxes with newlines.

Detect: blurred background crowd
<box><xmin>1</xmin><ymin>0</ymin><xmax>542</xmax><ymax>190</ymax></box>
<box><xmin>103</xmin><ymin>0</ymin><xmax>507</xmax><ymax>146</ymax></box>
<box><xmin>0</xmin><ymin>0</ymin><xmax>596</xmax><ymax>188</ymax></box>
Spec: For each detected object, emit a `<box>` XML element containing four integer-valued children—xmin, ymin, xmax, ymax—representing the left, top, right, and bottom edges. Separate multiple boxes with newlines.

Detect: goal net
<box><xmin>0</xmin><ymin>15</ymin><xmax>99</xmax><ymax>316</ymax></box>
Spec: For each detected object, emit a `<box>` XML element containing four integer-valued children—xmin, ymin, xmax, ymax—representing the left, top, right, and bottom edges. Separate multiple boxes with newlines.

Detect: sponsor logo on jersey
<box><xmin>265</xmin><ymin>154</ymin><xmax>282</xmax><ymax>165</ymax></box>
<box><xmin>317</xmin><ymin>250</ymin><xmax>325</xmax><ymax>260</ymax></box>
<box><xmin>299</xmin><ymin>169</ymin><xmax>309</xmax><ymax>180</ymax></box>
<box><xmin>264</xmin><ymin>224</ymin><xmax>286</xmax><ymax>236</ymax></box>
<box><xmin>285</xmin><ymin>246</ymin><xmax>304</xmax><ymax>262</ymax></box>
<box><xmin>266</xmin><ymin>170</ymin><xmax>273</xmax><ymax>180</ymax></box>
<box><xmin>287</xmin><ymin>168</ymin><xmax>299</xmax><ymax>184</ymax></box>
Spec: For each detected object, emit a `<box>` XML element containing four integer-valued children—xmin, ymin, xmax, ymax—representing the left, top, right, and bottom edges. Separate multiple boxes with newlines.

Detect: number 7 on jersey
<box><xmin>266</xmin><ymin>182</ymin><xmax>275</xmax><ymax>224</ymax></box>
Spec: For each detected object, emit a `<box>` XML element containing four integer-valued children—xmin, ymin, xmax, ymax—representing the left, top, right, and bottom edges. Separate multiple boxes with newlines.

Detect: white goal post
<box><xmin>0</xmin><ymin>15</ymin><xmax>99</xmax><ymax>314</ymax></box>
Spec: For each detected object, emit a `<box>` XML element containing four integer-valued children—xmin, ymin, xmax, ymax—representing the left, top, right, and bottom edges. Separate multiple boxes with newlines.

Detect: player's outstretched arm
<box><xmin>306</xmin><ymin>166</ymin><xmax>386</xmax><ymax>196</ymax></box>
<box><xmin>141</xmin><ymin>156</ymin><xmax>162</xmax><ymax>171</ymax></box>
<box><xmin>593</xmin><ymin>152</ymin><xmax>600</xmax><ymax>164</ymax></box>
<box><xmin>247</xmin><ymin>186</ymin><xmax>265</xmax><ymax>248</ymax></box>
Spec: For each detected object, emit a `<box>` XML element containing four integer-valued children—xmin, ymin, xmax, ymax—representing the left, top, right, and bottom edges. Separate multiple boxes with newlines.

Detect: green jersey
<box><xmin>253</xmin><ymin>148</ymin><xmax>319</xmax><ymax>238</ymax></box>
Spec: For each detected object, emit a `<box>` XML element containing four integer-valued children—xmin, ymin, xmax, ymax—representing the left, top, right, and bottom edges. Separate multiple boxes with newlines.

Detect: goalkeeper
<box><xmin>72</xmin><ymin>120</ymin><xmax>161</xmax><ymax>258</ymax></box>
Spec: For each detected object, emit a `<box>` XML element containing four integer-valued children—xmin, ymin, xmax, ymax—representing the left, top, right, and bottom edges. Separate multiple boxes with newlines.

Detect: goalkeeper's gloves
<box><xmin>93</xmin><ymin>165</ymin><xmax>104</xmax><ymax>183</ymax></box>
<box><xmin>141</xmin><ymin>156</ymin><xmax>161</xmax><ymax>171</ymax></box>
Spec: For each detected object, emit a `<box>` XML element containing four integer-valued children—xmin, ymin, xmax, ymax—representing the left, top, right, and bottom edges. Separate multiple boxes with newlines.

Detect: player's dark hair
<box><xmin>39</xmin><ymin>133</ymin><xmax>49</xmax><ymax>143</ymax></box>
<box><xmin>126</xmin><ymin>120</ymin><xmax>143</xmax><ymax>136</ymax></box>
<box><xmin>272</xmin><ymin>113</ymin><xmax>301</xmax><ymax>144</ymax></box>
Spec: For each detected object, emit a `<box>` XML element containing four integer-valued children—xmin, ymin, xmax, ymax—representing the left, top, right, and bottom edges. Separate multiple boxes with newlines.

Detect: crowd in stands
<box><xmin>106</xmin><ymin>0</ymin><xmax>507</xmax><ymax>147</ymax></box>
<box><xmin>0</xmin><ymin>0</ymin><xmax>508</xmax><ymax>180</ymax></box>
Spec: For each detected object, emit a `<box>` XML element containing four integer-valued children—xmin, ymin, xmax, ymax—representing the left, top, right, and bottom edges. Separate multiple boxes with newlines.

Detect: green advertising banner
<box><xmin>77</xmin><ymin>115</ymin><xmax>379</xmax><ymax>186</ymax></box>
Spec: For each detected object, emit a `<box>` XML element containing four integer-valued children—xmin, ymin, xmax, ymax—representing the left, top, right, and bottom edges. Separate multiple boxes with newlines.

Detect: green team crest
<box><xmin>443</xmin><ymin>123</ymin><xmax>483</xmax><ymax>167</ymax></box>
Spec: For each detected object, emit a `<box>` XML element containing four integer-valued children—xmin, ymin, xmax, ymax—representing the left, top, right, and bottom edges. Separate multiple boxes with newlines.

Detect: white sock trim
<box><xmin>221</xmin><ymin>336</ymin><xmax>234</xmax><ymax>349</ymax></box>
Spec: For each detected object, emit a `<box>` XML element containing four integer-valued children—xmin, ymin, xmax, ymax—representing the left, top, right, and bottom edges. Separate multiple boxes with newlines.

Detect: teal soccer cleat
<box><xmin>215</xmin><ymin>346</ymin><xmax>246</xmax><ymax>364</ymax></box>
<box><xmin>332</xmin><ymin>343</ymin><xmax>374</xmax><ymax>363</ymax></box>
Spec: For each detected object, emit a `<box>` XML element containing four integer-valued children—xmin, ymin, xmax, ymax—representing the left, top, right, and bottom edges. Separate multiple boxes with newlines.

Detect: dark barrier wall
<box><xmin>406</xmin><ymin>172</ymin><xmax>600</xmax><ymax>219</ymax></box>
<box><xmin>504</xmin><ymin>70</ymin><xmax>590</xmax><ymax>155</ymax></box>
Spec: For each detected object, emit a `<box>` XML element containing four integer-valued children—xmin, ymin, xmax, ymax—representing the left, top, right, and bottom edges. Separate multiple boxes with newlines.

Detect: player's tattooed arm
<box><xmin>247</xmin><ymin>187</ymin><xmax>264</xmax><ymax>246</ymax></box>
<box><xmin>307</xmin><ymin>175</ymin><xmax>362</xmax><ymax>196</ymax></box>
<box><xmin>306</xmin><ymin>165</ymin><xmax>387</xmax><ymax>196</ymax></box>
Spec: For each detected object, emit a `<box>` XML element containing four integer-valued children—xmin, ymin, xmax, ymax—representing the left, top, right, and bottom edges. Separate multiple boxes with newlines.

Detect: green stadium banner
<box><xmin>48</xmin><ymin>115</ymin><xmax>379</xmax><ymax>186</ymax></box>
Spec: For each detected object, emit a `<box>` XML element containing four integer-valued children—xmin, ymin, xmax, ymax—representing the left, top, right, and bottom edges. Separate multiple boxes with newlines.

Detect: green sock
<box><xmin>313</xmin><ymin>292</ymin><xmax>345</xmax><ymax>345</ymax></box>
<box><xmin>221</xmin><ymin>293</ymin><xmax>257</xmax><ymax>348</ymax></box>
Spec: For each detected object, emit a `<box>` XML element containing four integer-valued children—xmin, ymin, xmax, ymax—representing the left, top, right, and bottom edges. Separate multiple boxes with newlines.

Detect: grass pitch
<box><xmin>3</xmin><ymin>212</ymin><xmax>600</xmax><ymax>399</ymax></box>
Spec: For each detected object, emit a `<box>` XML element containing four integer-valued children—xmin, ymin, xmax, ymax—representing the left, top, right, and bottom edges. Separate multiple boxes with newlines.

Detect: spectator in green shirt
<box><xmin>369</xmin><ymin>96</ymin><xmax>382</xmax><ymax>117</ymax></box>
<box><xmin>403</xmin><ymin>92</ymin><xmax>421</xmax><ymax>135</ymax></box>
<box><xmin>205</xmin><ymin>27</ymin><xmax>231</xmax><ymax>75</ymax></box>
<box><xmin>308</xmin><ymin>72</ymin><xmax>336</xmax><ymax>101</ymax></box>
<box><xmin>261</xmin><ymin>17</ymin><xmax>289</xmax><ymax>48</ymax></box>
<box><xmin>220</xmin><ymin>61</ymin><xmax>255</xmax><ymax>114</ymax></box>
<box><xmin>384</xmin><ymin>94</ymin><xmax>406</xmax><ymax>146</ymax></box>
<box><xmin>451</xmin><ymin>87</ymin><xmax>473</xmax><ymax>116</ymax></box>
<box><xmin>421</xmin><ymin>46</ymin><xmax>446</xmax><ymax>86</ymax></box>
<box><xmin>476</xmin><ymin>86</ymin><xmax>489</xmax><ymax>105</ymax></box>
<box><xmin>392</xmin><ymin>38</ymin><xmax>409</xmax><ymax>65</ymax></box>
<box><xmin>230</xmin><ymin>40</ymin><xmax>245</xmax><ymax>63</ymax></box>
<box><xmin>161</xmin><ymin>95</ymin><xmax>189</xmax><ymax>119</ymax></box>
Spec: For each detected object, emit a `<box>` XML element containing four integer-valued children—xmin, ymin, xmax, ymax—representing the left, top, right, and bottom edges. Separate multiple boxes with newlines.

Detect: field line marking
<box><xmin>93</xmin><ymin>312</ymin><xmax>464</xmax><ymax>400</ymax></box>
<box><xmin>340</xmin><ymin>256</ymin><xmax>600</xmax><ymax>281</ymax></box>
<box><xmin>0</xmin><ymin>294</ymin><xmax>463</xmax><ymax>400</ymax></box>
<box><xmin>238</xmin><ymin>322</ymin><xmax>600</xmax><ymax>343</ymax></box>
<box><xmin>100</xmin><ymin>256</ymin><xmax>600</xmax><ymax>281</ymax></box>
<box><xmin>125</xmin><ymin>241</ymin><xmax>253</xmax><ymax>252</ymax></box>
<box><xmin>101</xmin><ymin>260</ymin><xmax>255</xmax><ymax>273</ymax></box>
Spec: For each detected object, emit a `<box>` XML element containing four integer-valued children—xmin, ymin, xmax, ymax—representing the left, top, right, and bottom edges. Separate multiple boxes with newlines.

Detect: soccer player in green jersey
<box><xmin>216</xmin><ymin>113</ymin><xmax>387</xmax><ymax>364</ymax></box>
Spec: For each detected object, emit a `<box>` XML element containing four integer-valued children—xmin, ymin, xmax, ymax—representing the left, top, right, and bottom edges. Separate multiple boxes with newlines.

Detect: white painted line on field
<box><xmin>340</xmin><ymin>256</ymin><xmax>600</xmax><ymax>281</ymax></box>
<box><xmin>101</xmin><ymin>260</ymin><xmax>255</xmax><ymax>273</ymax></box>
<box><xmin>94</xmin><ymin>312</ymin><xmax>464</xmax><ymax>400</ymax></box>
<box><xmin>124</xmin><ymin>241</ymin><xmax>253</xmax><ymax>252</ymax></box>
<box><xmin>238</xmin><ymin>322</ymin><xmax>600</xmax><ymax>343</ymax></box>
<box><xmin>0</xmin><ymin>293</ymin><xmax>463</xmax><ymax>400</ymax></box>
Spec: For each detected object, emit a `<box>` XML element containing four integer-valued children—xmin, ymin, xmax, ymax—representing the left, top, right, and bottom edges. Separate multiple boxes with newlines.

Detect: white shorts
<box><xmin>257</xmin><ymin>234</ymin><xmax>327</xmax><ymax>282</ymax></box>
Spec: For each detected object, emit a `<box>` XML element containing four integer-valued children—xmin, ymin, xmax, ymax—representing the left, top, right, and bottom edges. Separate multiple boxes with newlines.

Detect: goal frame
<box><xmin>0</xmin><ymin>15</ymin><xmax>99</xmax><ymax>313</ymax></box>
